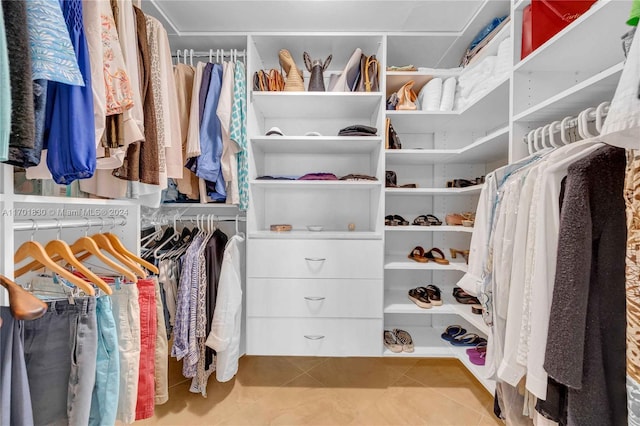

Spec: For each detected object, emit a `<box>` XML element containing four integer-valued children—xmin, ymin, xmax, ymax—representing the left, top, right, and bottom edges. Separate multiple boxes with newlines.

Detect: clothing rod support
<box><xmin>14</xmin><ymin>216</ymin><xmax>127</xmax><ymax>231</ymax></box>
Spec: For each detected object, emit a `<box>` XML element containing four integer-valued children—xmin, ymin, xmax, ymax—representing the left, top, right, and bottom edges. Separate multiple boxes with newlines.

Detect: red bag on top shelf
<box><xmin>521</xmin><ymin>0</ymin><xmax>597</xmax><ymax>59</ymax></box>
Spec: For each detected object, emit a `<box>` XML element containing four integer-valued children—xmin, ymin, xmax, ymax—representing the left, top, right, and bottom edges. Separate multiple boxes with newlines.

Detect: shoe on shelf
<box><xmin>408</xmin><ymin>287</ymin><xmax>432</xmax><ymax>309</ymax></box>
<box><xmin>278</xmin><ymin>49</ymin><xmax>305</xmax><ymax>92</ymax></box>
<box><xmin>445</xmin><ymin>213</ymin><xmax>465</xmax><ymax>226</ymax></box>
<box><xmin>413</xmin><ymin>214</ymin><xmax>442</xmax><ymax>226</ymax></box>
<box><xmin>384</xmin><ymin>330</ymin><xmax>403</xmax><ymax>353</ymax></box>
<box><xmin>408</xmin><ymin>246</ymin><xmax>429</xmax><ymax>263</ymax></box>
<box><xmin>425</xmin><ymin>248</ymin><xmax>449</xmax><ymax>265</ymax></box>
<box><xmin>449</xmin><ymin>248</ymin><xmax>470</xmax><ymax>264</ymax></box>
<box><xmin>441</xmin><ymin>325</ymin><xmax>467</xmax><ymax>342</ymax></box>
<box><xmin>393</xmin><ymin>328</ymin><xmax>414</xmax><ymax>353</ymax></box>
<box><xmin>452</xmin><ymin>286</ymin><xmax>480</xmax><ymax>305</ymax></box>
<box><xmin>423</xmin><ymin>284</ymin><xmax>443</xmax><ymax>306</ymax></box>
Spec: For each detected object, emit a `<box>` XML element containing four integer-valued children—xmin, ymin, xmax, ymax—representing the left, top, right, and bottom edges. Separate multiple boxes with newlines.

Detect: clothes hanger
<box><xmin>560</xmin><ymin>116</ymin><xmax>572</xmax><ymax>146</ymax></box>
<box><xmin>540</xmin><ymin>124</ymin><xmax>551</xmax><ymax>149</ymax></box>
<box><xmin>175</xmin><ymin>50</ymin><xmax>181</xmax><ymax>65</ymax></box>
<box><xmin>527</xmin><ymin>130</ymin><xmax>535</xmax><ymax>155</ymax></box>
<box><xmin>579</xmin><ymin>107</ymin><xmax>597</xmax><ymax>139</ymax></box>
<box><xmin>103</xmin><ymin>218</ymin><xmax>159</xmax><ymax>275</ymax></box>
<box><xmin>86</xmin><ymin>219</ymin><xmax>146</xmax><ymax>278</ymax></box>
<box><xmin>153</xmin><ymin>214</ymin><xmax>182</xmax><ymax>259</ymax></box>
<box><xmin>14</xmin><ymin>221</ymin><xmax>96</xmax><ymax>296</ymax></box>
<box><xmin>547</xmin><ymin>121</ymin><xmax>562</xmax><ymax>148</ymax></box>
<box><xmin>0</xmin><ymin>274</ymin><xmax>47</xmax><ymax>321</ymax></box>
<box><xmin>235</xmin><ymin>214</ymin><xmax>245</xmax><ymax>238</ymax></box>
<box><xmin>533</xmin><ymin>127</ymin><xmax>544</xmax><ymax>152</ymax></box>
<box><xmin>595</xmin><ymin>101</ymin><xmax>609</xmax><ymax>134</ymax></box>
<box><xmin>209</xmin><ymin>49</ymin><xmax>213</xmax><ymax>63</ymax></box>
<box><xmin>182</xmin><ymin>49</ymin><xmax>188</xmax><ymax>65</ymax></box>
<box><xmin>42</xmin><ymin>219</ymin><xmax>112</xmax><ymax>295</ymax></box>
<box><xmin>190</xmin><ymin>49</ymin><xmax>194</xmax><ymax>66</ymax></box>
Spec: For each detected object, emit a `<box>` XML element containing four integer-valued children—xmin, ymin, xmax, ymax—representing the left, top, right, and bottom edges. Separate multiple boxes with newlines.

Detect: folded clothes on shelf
<box><xmin>339</xmin><ymin>174</ymin><xmax>377</xmax><ymax>181</ymax></box>
<box><xmin>338</xmin><ymin>124</ymin><xmax>377</xmax><ymax>136</ymax></box>
<box><xmin>298</xmin><ymin>172</ymin><xmax>338</xmax><ymax>180</ymax></box>
<box><xmin>256</xmin><ymin>175</ymin><xmax>299</xmax><ymax>180</ymax></box>
<box><xmin>386</xmin><ymin>65</ymin><xmax>417</xmax><ymax>72</ymax></box>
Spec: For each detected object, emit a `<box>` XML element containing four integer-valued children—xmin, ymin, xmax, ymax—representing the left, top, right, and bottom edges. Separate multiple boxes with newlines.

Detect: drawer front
<box><xmin>246</xmin><ymin>318</ymin><xmax>382</xmax><ymax>356</ymax></box>
<box><xmin>247</xmin><ymin>240</ymin><xmax>383</xmax><ymax>279</ymax></box>
<box><xmin>247</xmin><ymin>278</ymin><xmax>383</xmax><ymax>318</ymax></box>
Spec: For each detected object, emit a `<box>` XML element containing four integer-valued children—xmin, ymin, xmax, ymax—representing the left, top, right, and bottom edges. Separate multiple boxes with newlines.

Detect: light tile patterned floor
<box><xmin>139</xmin><ymin>356</ymin><xmax>502</xmax><ymax>426</ymax></box>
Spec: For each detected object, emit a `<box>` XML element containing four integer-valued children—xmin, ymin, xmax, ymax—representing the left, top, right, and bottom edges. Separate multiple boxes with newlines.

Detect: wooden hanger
<box><xmin>43</xmin><ymin>240</ymin><xmax>113</xmax><ymax>295</ymax></box>
<box><xmin>89</xmin><ymin>233</ymin><xmax>146</xmax><ymax>279</ymax></box>
<box><xmin>104</xmin><ymin>231</ymin><xmax>159</xmax><ymax>274</ymax></box>
<box><xmin>14</xmin><ymin>240</ymin><xmax>96</xmax><ymax>296</ymax></box>
<box><xmin>0</xmin><ymin>275</ymin><xmax>47</xmax><ymax>321</ymax></box>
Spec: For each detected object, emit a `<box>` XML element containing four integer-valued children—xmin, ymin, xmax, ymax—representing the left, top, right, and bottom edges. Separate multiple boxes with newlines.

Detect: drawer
<box><xmin>247</xmin><ymin>239</ymin><xmax>382</xmax><ymax>279</ymax></box>
<box><xmin>246</xmin><ymin>318</ymin><xmax>382</xmax><ymax>356</ymax></box>
<box><xmin>247</xmin><ymin>278</ymin><xmax>382</xmax><ymax>318</ymax></box>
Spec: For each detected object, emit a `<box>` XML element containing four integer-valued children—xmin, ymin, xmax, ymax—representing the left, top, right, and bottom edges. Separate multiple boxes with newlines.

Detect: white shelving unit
<box><xmin>384</xmin><ymin>256</ymin><xmax>469</xmax><ymax>272</ymax></box>
<box><xmin>384</xmin><ymin>225</ymin><xmax>474</xmax><ymax>233</ymax></box>
<box><xmin>385</xmin><ymin>186</ymin><xmax>483</xmax><ymax>196</ymax></box>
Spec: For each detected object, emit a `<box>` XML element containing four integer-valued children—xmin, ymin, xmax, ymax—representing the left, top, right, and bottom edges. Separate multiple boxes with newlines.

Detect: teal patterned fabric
<box><xmin>0</xmin><ymin>4</ymin><xmax>9</xmax><ymax>162</ymax></box>
<box><xmin>25</xmin><ymin>0</ymin><xmax>84</xmax><ymax>86</ymax></box>
<box><xmin>230</xmin><ymin>61</ymin><xmax>248</xmax><ymax>211</ymax></box>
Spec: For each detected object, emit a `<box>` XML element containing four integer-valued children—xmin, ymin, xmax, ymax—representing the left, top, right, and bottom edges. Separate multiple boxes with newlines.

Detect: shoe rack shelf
<box><xmin>383</xmin><ymin>256</ymin><xmax>469</xmax><ymax>272</ymax></box>
<box><xmin>385</xmin><ymin>126</ymin><xmax>509</xmax><ymax>165</ymax></box>
<box><xmin>385</xmin><ymin>186</ymin><xmax>483</xmax><ymax>195</ymax></box>
<box><xmin>252</xmin><ymin>92</ymin><xmax>381</xmax><ymax>119</ymax></box>
<box><xmin>384</xmin><ymin>225</ymin><xmax>474</xmax><ymax>233</ymax></box>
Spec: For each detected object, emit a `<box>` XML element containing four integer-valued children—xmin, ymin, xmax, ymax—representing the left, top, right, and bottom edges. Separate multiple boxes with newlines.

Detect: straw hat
<box><xmin>278</xmin><ymin>49</ymin><xmax>305</xmax><ymax>92</ymax></box>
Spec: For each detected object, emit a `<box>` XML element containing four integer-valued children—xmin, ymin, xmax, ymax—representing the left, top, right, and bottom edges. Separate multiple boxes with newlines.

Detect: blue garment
<box><xmin>196</xmin><ymin>64</ymin><xmax>226</xmax><ymax>202</ymax></box>
<box><xmin>25</xmin><ymin>0</ymin><xmax>83</xmax><ymax>86</ymax></box>
<box><xmin>230</xmin><ymin>61</ymin><xmax>248</xmax><ymax>211</ymax></box>
<box><xmin>45</xmin><ymin>0</ymin><xmax>95</xmax><ymax>184</ymax></box>
<box><xmin>89</xmin><ymin>296</ymin><xmax>120</xmax><ymax>426</ymax></box>
<box><xmin>0</xmin><ymin>4</ymin><xmax>10</xmax><ymax>162</ymax></box>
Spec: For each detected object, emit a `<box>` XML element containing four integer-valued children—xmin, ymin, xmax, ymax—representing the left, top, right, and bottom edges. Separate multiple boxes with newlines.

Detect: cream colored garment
<box><xmin>174</xmin><ymin>64</ymin><xmax>199</xmax><ymax>199</ymax></box>
<box><xmin>79</xmin><ymin>169</ymin><xmax>128</xmax><ymax>199</ymax></box>
<box><xmin>116</xmin><ymin>0</ymin><xmax>145</xmax><ymax>146</ymax></box>
<box><xmin>186</xmin><ymin>62</ymin><xmax>206</xmax><ymax>158</ymax></box>
<box><xmin>156</xmin><ymin>20</ymin><xmax>182</xmax><ymax>179</ymax></box>
<box><xmin>217</xmin><ymin>61</ymin><xmax>240</xmax><ymax>205</ymax></box>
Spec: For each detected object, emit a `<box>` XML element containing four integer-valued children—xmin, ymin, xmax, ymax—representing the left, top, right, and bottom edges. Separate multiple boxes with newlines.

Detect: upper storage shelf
<box><xmin>514</xmin><ymin>0</ymin><xmax>630</xmax><ymax>74</ymax></box>
<box><xmin>387</xmin><ymin>77</ymin><xmax>509</xmax><ymax>133</ymax></box>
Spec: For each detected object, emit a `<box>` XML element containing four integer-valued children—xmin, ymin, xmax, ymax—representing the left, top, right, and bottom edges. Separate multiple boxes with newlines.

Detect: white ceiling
<box><xmin>142</xmin><ymin>0</ymin><xmax>486</xmax><ymax>36</ymax></box>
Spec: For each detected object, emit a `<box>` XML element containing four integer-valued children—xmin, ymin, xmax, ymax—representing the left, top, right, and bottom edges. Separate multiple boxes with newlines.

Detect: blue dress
<box><xmin>45</xmin><ymin>0</ymin><xmax>95</xmax><ymax>184</ymax></box>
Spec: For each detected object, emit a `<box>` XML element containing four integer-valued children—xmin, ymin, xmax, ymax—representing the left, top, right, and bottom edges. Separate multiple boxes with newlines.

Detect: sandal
<box><xmin>445</xmin><ymin>213</ymin><xmax>465</xmax><ymax>226</ymax></box>
<box><xmin>452</xmin><ymin>287</ymin><xmax>480</xmax><ymax>305</ymax></box>
<box><xmin>408</xmin><ymin>246</ymin><xmax>428</xmax><ymax>263</ymax></box>
<box><xmin>466</xmin><ymin>341</ymin><xmax>487</xmax><ymax>357</ymax></box>
<box><xmin>450</xmin><ymin>333</ymin><xmax>486</xmax><ymax>347</ymax></box>
<box><xmin>425</xmin><ymin>214</ymin><xmax>442</xmax><ymax>226</ymax></box>
<box><xmin>423</xmin><ymin>284</ymin><xmax>443</xmax><ymax>306</ymax></box>
<box><xmin>450</xmin><ymin>248</ymin><xmax>470</xmax><ymax>264</ymax></box>
<box><xmin>384</xmin><ymin>330</ymin><xmax>402</xmax><ymax>353</ymax></box>
<box><xmin>441</xmin><ymin>325</ymin><xmax>467</xmax><ymax>342</ymax></box>
<box><xmin>408</xmin><ymin>287</ymin><xmax>432</xmax><ymax>309</ymax></box>
<box><xmin>385</xmin><ymin>215</ymin><xmax>399</xmax><ymax>226</ymax></box>
<box><xmin>413</xmin><ymin>215</ymin><xmax>431</xmax><ymax>226</ymax></box>
<box><xmin>425</xmin><ymin>248</ymin><xmax>449</xmax><ymax>265</ymax></box>
<box><xmin>393</xmin><ymin>215</ymin><xmax>409</xmax><ymax>226</ymax></box>
<box><xmin>393</xmin><ymin>328</ymin><xmax>414</xmax><ymax>353</ymax></box>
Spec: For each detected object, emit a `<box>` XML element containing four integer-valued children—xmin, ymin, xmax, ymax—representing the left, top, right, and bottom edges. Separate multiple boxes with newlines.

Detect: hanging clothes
<box><xmin>174</xmin><ymin>63</ymin><xmax>200</xmax><ymax>200</ymax></box>
<box><xmin>0</xmin><ymin>4</ymin><xmax>9</xmax><ymax>162</ymax></box>
<box><xmin>217</xmin><ymin>61</ymin><xmax>241</xmax><ymax>205</ymax></box>
<box><xmin>44</xmin><ymin>0</ymin><xmax>96</xmax><ymax>184</ymax></box>
<box><xmin>231</xmin><ymin>61</ymin><xmax>249</xmax><ymax>210</ymax></box>
<box><xmin>206</xmin><ymin>233</ymin><xmax>244</xmax><ymax>382</ymax></box>
<box><xmin>0</xmin><ymin>307</ymin><xmax>34</xmax><ymax>426</ymax></box>
<box><xmin>1</xmin><ymin>0</ymin><xmax>35</xmax><ymax>165</ymax></box>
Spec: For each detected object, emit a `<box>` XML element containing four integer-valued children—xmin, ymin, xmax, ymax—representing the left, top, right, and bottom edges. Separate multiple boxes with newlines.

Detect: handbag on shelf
<box><xmin>267</xmin><ymin>69</ymin><xmax>285</xmax><ymax>91</ymax></box>
<box><xmin>386</xmin><ymin>118</ymin><xmax>402</xmax><ymax>149</ymax></box>
<box><xmin>356</xmin><ymin>54</ymin><xmax>380</xmax><ymax>92</ymax></box>
<box><xmin>253</xmin><ymin>70</ymin><xmax>268</xmax><ymax>91</ymax></box>
<box><xmin>396</xmin><ymin>80</ymin><xmax>417</xmax><ymax>110</ymax></box>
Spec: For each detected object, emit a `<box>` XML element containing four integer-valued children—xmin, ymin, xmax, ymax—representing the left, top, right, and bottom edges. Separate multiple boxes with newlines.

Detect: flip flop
<box><xmin>413</xmin><ymin>215</ymin><xmax>431</xmax><ymax>226</ymax></box>
<box><xmin>408</xmin><ymin>246</ymin><xmax>428</xmax><ymax>263</ymax></box>
<box><xmin>468</xmin><ymin>350</ymin><xmax>486</xmax><ymax>365</ymax></box>
<box><xmin>425</xmin><ymin>248</ymin><xmax>450</xmax><ymax>265</ymax></box>
<box><xmin>440</xmin><ymin>325</ymin><xmax>467</xmax><ymax>342</ymax></box>
<box><xmin>425</xmin><ymin>214</ymin><xmax>442</xmax><ymax>226</ymax></box>
<box><xmin>419</xmin><ymin>284</ymin><xmax>442</xmax><ymax>306</ymax></box>
<box><xmin>450</xmin><ymin>333</ymin><xmax>487</xmax><ymax>347</ymax></box>
<box><xmin>393</xmin><ymin>215</ymin><xmax>409</xmax><ymax>226</ymax></box>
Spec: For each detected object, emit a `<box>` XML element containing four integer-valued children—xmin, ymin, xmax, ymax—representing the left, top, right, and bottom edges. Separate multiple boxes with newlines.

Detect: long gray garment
<box><xmin>23</xmin><ymin>298</ymin><xmax>98</xmax><ymax>426</ymax></box>
<box><xmin>0</xmin><ymin>307</ymin><xmax>34</xmax><ymax>426</ymax></box>
<box><xmin>544</xmin><ymin>145</ymin><xmax>627</xmax><ymax>426</ymax></box>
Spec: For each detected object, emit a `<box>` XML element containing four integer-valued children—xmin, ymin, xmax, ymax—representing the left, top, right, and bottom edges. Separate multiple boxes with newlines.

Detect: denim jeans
<box><xmin>23</xmin><ymin>297</ymin><xmax>97</xmax><ymax>426</ymax></box>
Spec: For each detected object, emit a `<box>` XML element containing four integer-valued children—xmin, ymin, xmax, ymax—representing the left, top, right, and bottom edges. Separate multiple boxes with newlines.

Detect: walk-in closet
<box><xmin>0</xmin><ymin>0</ymin><xmax>638</xmax><ymax>424</ymax></box>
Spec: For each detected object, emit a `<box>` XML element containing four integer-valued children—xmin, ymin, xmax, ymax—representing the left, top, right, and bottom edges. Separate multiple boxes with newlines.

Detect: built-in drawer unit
<box><xmin>246</xmin><ymin>317</ymin><xmax>383</xmax><ymax>356</ymax></box>
<box><xmin>247</xmin><ymin>278</ymin><xmax>383</xmax><ymax>318</ymax></box>
<box><xmin>247</xmin><ymin>239</ymin><xmax>383</xmax><ymax>279</ymax></box>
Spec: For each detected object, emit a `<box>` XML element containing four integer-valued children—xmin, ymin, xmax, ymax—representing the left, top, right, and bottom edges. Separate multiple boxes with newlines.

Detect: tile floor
<box><xmin>139</xmin><ymin>356</ymin><xmax>502</xmax><ymax>426</ymax></box>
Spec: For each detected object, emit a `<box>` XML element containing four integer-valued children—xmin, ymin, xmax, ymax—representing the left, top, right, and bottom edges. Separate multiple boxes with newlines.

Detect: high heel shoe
<box><xmin>278</xmin><ymin>49</ymin><xmax>305</xmax><ymax>91</ymax></box>
<box><xmin>395</xmin><ymin>81</ymin><xmax>417</xmax><ymax>110</ymax></box>
<box><xmin>450</xmin><ymin>248</ymin><xmax>470</xmax><ymax>264</ymax></box>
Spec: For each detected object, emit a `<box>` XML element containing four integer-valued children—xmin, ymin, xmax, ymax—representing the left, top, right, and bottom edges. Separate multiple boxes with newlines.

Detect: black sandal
<box><xmin>393</xmin><ymin>215</ymin><xmax>409</xmax><ymax>226</ymax></box>
<box><xmin>425</xmin><ymin>214</ymin><xmax>442</xmax><ymax>226</ymax></box>
<box><xmin>413</xmin><ymin>215</ymin><xmax>431</xmax><ymax>226</ymax></box>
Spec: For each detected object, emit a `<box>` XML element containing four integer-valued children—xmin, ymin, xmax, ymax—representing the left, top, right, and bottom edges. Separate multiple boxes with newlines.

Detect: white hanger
<box><xmin>560</xmin><ymin>116</ymin><xmax>572</xmax><ymax>145</ymax></box>
<box><xmin>533</xmin><ymin>127</ymin><xmax>544</xmax><ymax>152</ymax></box>
<box><xmin>579</xmin><ymin>108</ymin><xmax>596</xmax><ymax>139</ymax></box>
<box><xmin>152</xmin><ymin>213</ymin><xmax>181</xmax><ymax>259</ymax></box>
<box><xmin>209</xmin><ymin>49</ymin><xmax>213</xmax><ymax>63</ymax></box>
<box><xmin>595</xmin><ymin>101</ymin><xmax>609</xmax><ymax>134</ymax></box>
<box><xmin>176</xmin><ymin>50</ymin><xmax>181</xmax><ymax>65</ymax></box>
<box><xmin>540</xmin><ymin>124</ymin><xmax>552</xmax><ymax>149</ymax></box>
<box><xmin>527</xmin><ymin>129</ymin><xmax>535</xmax><ymax>155</ymax></box>
<box><xmin>548</xmin><ymin>121</ymin><xmax>562</xmax><ymax>148</ymax></box>
<box><xmin>190</xmin><ymin>49</ymin><xmax>194</xmax><ymax>66</ymax></box>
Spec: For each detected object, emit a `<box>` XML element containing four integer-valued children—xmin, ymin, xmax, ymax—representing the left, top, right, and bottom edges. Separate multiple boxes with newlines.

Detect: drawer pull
<box><xmin>304</xmin><ymin>257</ymin><xmax>326</xmax><ymax>262</ymax></box>
<box><xmin>304</xmin><ymin>296</ymin><xmax>326</xmax><ymax>301</ymax></box>
<box><xmin>304</xmin><ymin>335</ymin><xmax>325</xmax><ymax>340</ymax></box>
